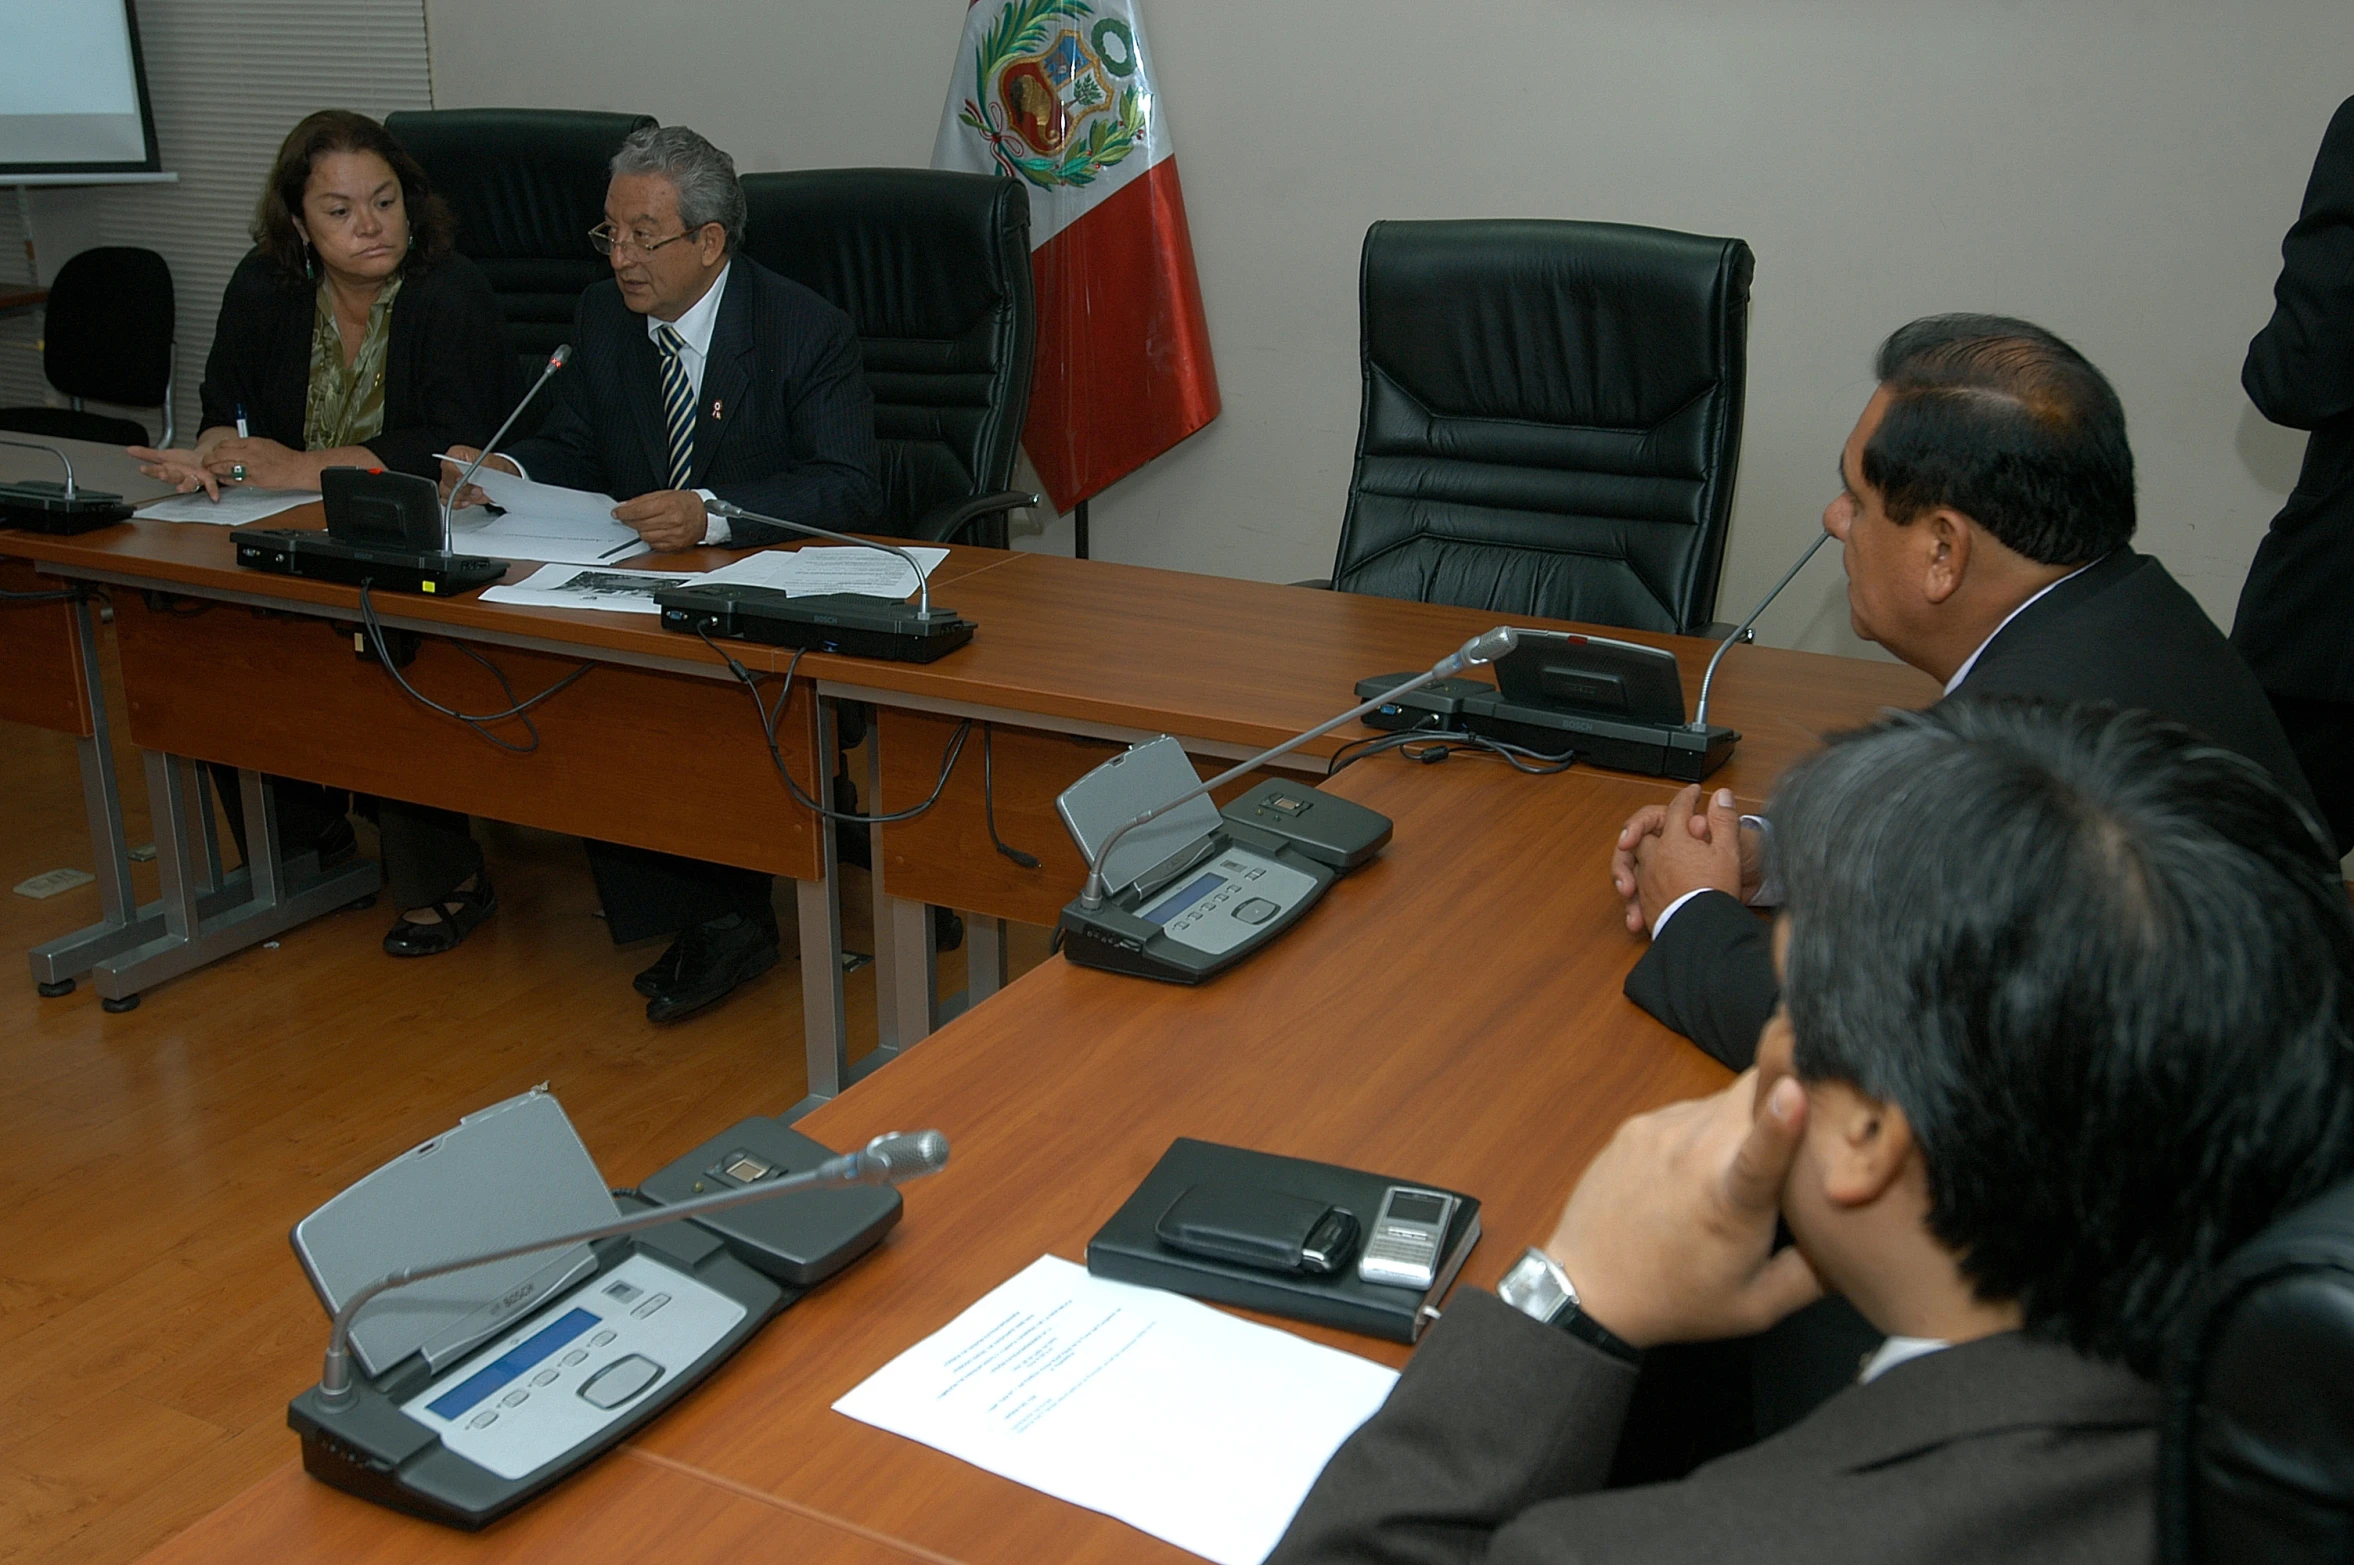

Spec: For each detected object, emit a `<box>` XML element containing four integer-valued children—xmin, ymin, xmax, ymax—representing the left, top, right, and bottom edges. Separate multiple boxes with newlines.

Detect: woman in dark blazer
<box><xmin>129</xmin><ymin>110</ymin><xmax>509</xmax><ymax>951</ymax></box>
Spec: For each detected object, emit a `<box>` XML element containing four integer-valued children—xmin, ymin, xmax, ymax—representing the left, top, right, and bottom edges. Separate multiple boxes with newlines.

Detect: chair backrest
<box><xmin>1331</xmin><ymin>219</ymin><xmax>1753</xmax><ymax>634</ymax></box>
<box><xmin>44</xmin><ymin>246</ymin><xmax>174</xmax><ymax>408</ymax></box>
<box><xmin>738</xmin><ymin>168</ymin><xmax>1033</xmax><ymax>545</ymax></box>
<box><xmin>2159</xmin><ymin>1177</ymin><xmax>2354</xmax><ymax>1562</ymax></box>
<box><xmin>384</xmin><ymin>108</ymin><xmax>655</xmax><ymax>394</ymax></box>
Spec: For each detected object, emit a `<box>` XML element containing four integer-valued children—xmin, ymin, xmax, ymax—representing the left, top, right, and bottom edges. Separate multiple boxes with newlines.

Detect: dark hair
<box><xmin>253</xmin><ymin>110</ymin><xmax>455</xmax><ymax>287</ymax></box>
<box><xmin>1770</xmin><ymin>699</ymin><xmax>2354</xmax><ymax>1379</ymax></box>
<box><xmin>1863</xmin><ymin>314</ymin><xmax>2136</xmax><ymax>564</ymax></box>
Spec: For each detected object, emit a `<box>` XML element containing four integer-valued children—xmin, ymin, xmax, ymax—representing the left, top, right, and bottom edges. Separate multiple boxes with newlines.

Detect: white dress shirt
<box><xmin>1859</xmin><ymin>1334</ymin><xmax>1948</xmax><ymax>1383</ymax></box>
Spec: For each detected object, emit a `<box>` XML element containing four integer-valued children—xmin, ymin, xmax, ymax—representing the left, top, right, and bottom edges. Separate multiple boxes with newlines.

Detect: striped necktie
<box><xmin>655</xmin><ymin>323</ymin><xmax>695</xmax><ymax>490</ymax></box>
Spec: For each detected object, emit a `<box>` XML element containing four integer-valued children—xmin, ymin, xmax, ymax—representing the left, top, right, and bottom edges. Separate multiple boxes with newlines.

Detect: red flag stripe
<box><xmin>1024</xmin><ymin>157</ymin><xmax>1221</xmax><ymax>513</ymax></box>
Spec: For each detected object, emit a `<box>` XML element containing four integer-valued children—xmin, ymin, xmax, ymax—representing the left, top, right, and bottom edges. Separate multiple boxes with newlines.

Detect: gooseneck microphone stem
<box><xmin>445</xmin><ymin>344</ymin><xmax>572</xmax><ymax>550</ymax></box>
<box><xmin>704</xmin><ymin>500</ymin><xmax>933</xmax><ymax>619</ymax></box>
<box><xmin>1077</xmin><ymin>626</ymin><xmax>1520</xmax><ymax>911</ymax></box>
<box><xmin>316</xmin><ymin>1129</ymin><xmax>948</xmax><ymax>1408</ymax></box>
<box><xmin>1691</xmin><ymin>532</ymin><xmax>1831</xmax><ymax>733</ymax></box>
<box><xmin>0</xmin><ymin>437</ymin><xmax>78</xmax><ymax>499</ymax></box>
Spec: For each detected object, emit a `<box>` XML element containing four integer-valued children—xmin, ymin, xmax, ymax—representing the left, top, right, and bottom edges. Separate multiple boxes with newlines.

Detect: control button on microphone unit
<box><xmin>1233</xmin><ymin>898</ymin><xmax>1278</xmax><ymax>924</ymax></box>
<box><xmin>631</xmin><ymin>1292</ymin><xmax>671</xmax><ymax>1318</ymax></box>
<box><xmin>578</xmin><ymin>1354</ymin><xmax>664</xmax><ymax>1410</ymax></box>
<box><xmin>590</xmin><ymin>1329</ymin><xmax>617</xmax><ymax>1347</ymax></box>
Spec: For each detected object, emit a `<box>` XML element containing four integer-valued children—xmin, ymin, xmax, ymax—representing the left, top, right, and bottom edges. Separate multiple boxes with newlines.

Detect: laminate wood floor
<box><xmin>0</xmin><ymin>637</ymin><xmax>1048</xmax><ymax>1564</ymax></box>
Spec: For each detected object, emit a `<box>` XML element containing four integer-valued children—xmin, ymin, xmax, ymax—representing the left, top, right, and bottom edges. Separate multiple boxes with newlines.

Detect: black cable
<box><xmin>0</xmin><ymin>585</ymin><xmax>81</xmax><ymax>603</ymax></box>
<box><xmin>983</xmin><ymin>725</ymin><xmax>1041</xmax><ymax>868</ymax></box>
<box><xmin>696</xmin><ymin>629</ymin><xmax>972</xmax><ymax>825</ymax></box>
<box><xmin>1326</xmin><ymin>726</ymin><xmax>1578</xmax><ymax>778</ymax></box>
<box><xmin>356</xmin><ymin>582</ymin><xmax>595</xmax><ymax>754</ymax></box>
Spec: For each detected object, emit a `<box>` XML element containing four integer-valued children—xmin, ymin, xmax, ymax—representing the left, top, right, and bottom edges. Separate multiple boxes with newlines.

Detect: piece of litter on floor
<box><xmin>15</xmin><ymin>868</ymin><xmax>96</xmax><ymax>899</ymax></box>
<box><xmin>128</xmin><ymin>843</ymin><xmax>157</xmax><ymax>862</ymax></box>
<box><xmin>263</xmin><ymin>940</ymin><xmax>280</xmax><ymax>949</ymax></box>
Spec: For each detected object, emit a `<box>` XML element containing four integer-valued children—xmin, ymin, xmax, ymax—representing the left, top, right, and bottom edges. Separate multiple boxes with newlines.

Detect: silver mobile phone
<box><xmin>1356</xmin><ymin>1186</ymin><xmax>1458</xmax><ymax>1289</ymax></box>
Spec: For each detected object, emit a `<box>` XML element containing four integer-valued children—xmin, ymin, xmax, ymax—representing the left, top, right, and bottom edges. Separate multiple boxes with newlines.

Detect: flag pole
<box><xmin>1073</xmin><ymin>498</ymin><xmax>1090</xmax><ymax>560</ymax></box>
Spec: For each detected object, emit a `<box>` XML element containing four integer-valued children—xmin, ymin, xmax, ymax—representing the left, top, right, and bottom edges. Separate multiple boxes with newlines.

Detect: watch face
<box><xmin>1500</xmin><ymin>1250</ymin><xmax>1571</xmax><ymax>1322</ymax></box>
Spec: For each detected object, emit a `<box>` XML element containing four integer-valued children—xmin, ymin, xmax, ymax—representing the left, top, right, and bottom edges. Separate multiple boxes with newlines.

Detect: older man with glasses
<box><xmin>433</xmin><ymin>123</ymin><xmax>882</xmax><ymax>1022</ymax></box>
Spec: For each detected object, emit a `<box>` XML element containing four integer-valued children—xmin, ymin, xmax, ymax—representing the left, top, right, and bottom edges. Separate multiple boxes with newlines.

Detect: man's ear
<box><xmin>1919</xmin><ymin>510</ymin><xmax>1972</xmax><ymax>605</ymax></box>
<box><xmin>1812</xmin><ymin>1082</ymin><xmax>1917</xmax><ymax>1208</ymax></box>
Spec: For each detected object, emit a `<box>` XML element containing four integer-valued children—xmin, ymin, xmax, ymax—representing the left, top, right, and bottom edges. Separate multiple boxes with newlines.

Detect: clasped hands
<box><xmin>437</xmin><ymin>447</ymin><xmax>709</xmax><ymax>552</ymax></box>
<box><xmin>1609</xmin><ymin>782</ymin><xmax>1765</xmax><ymax>936</ymax></box>
<box><xmin>129</xmin><ymin>436</ymin><xmax>311</xmax><ymax>500</ymax></box>
<box><xmin>1539</xmin><ymin>1067</ymin><xmax>1822</xmax><ymax>1350</ymax></box>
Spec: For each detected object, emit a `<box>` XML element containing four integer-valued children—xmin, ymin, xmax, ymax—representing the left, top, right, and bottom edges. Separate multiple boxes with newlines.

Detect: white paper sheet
<box><xmin>478</xmin><ymin>562</ymin><xmax>701</xmax><ymax>615</ymax></box>
<box><xmin>442</xmin><ymin>461</ymin><xmax>647</xmax><ymax>563</ymax></box>
<box><xmin>697</xmin><ymin>543</ymin><xmax>949</xmax><ymax>601</ymax></box>
<box><xmin>833</xmin><ymin>1255</ymin><xmax>1398</xmax><ymax>1565</ymax></box>
<box><xmin>138</xmin><ymin>487</ymin><xmax>315</xmax><ymax>526</ymax></box>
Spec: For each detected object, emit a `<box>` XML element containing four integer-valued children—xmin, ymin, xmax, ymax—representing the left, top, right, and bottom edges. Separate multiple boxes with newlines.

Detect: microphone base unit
<box><xmin>290</xmin><ymin>1222</ymin><xmax>785</xmax><ymax>1531</ymax></box>
<box><xmin>232</xmin><ymin>528</ymin><xmax>509</xmax><ymax>596</ymax></box>
<box><xmin>1354</xmin><ymin>673</ymin><xmax>1740</xmax><ymax>782</ymax></box>
<box><xmin>1058</xmin><ymin>787</ymin><xmax>1393</xmax><ymax>985</ymax></box>
<box><xmin>0</xmin><ymin>481</ymin><xmax>134</xmax><ymax>534</ymax></box>
<box><xmin>657</xmin><ymin>582</ymin><xmax>975</xmax><ymax>663</ymax></box>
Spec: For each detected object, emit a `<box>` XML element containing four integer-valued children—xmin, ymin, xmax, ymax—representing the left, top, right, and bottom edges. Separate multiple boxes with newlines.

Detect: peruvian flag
<box><xmin>931</xmin><ymin>0</ymin><xmax>1220</xmax><ymax>514</ymax></box>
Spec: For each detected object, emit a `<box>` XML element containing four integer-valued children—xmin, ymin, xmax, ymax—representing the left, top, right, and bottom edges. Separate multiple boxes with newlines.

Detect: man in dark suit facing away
<box><xmin>2235</xmin><ymin>93</ymin><xmax>2354</xmax><ymax>857</ymax></box>
<box><xmin>443</xmin><ymin>122</ymin><xmax>881</xmax><ymax>1022</ymax></box>
<box><xmin>1271</xmin><ymin>700</ymin><xmax>2354</xmax><ymax>1565</ymax></box>
<box><xmin>1610</xmin><ymin>315</ymin><xmax>2314</xmax><ymax>1075</ymax></box>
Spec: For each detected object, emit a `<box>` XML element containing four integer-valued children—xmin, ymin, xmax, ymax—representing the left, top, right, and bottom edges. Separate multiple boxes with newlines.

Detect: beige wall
<box><xmin>425</xmin><ymin>1</ymin><xmax>2353</xmax><ymax>657</ymax></box>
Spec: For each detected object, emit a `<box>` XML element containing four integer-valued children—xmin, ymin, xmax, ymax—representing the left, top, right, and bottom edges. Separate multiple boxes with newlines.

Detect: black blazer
<box><xmin>1626</xmin><ymin>548</ymin><xmax>2317</xmax><ymax>1070</ymax></box>
<box><xmin>1271</xmin><ymin>1292</ymin><xmax>2156</xmax><ymax>1565</ymax></box>
<box><xmin>2234</xmin><ymin>94</ymin><xmax>2354</xmax><ymax>705</ymax></box>
<box><xmin>196</xmin><ymin>250</ymin><xmax>509</xmax><ymax>479</ymax></box>
<box><xmin>502</xmin><ymin>258</ymin><xmax>881</xmax><ymax>547</ymax></box>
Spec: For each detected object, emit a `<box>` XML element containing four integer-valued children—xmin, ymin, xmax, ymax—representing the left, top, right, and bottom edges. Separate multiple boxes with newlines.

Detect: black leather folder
<box><xmin>1086</xmin><ymin>1137</ymin><xmax>1481</xmax><ymax>1343</ymax></box>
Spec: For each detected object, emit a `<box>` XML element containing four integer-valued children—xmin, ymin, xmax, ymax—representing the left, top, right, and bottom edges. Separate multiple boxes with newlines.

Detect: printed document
<box><xmin>441</xmin><ymin>461</ymin><xmax>646</xmax><ymax>564</ymax></box>
<box><xmin>139</xmin><ymin>487</ymin><xmax>315</xmax><ymax>526</ymax></box>
<box><xmin>697</xmin><ymin>543</ymin><xmax>948</xmax><ymax>601</ymax></box>
<box><xmin>479</xmin><ymin>562</ymin><xmax>700</xmax><ymax>615</ymax></box>
<box><xmin>833</xmin><ymin>1255</ymin><xmax>1397</xmax><ymax>1565</ymax></box>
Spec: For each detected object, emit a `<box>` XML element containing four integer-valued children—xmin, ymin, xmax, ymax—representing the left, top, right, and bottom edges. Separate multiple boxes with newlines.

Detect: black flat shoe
<box><xmin>645</xmin><ymin>913</ymin><xmax>779</xmax><ymax>1023</ymax></box>
<box><xmin>382</xmin><ymin>874</ymin><xmax>495</xmax><ymax>957</ymax></box>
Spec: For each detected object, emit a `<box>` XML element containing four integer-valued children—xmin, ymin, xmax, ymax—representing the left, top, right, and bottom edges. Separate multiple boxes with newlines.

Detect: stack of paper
<box><xmin>696</xmin><ymin>544</ymin><xmax>950</xmax><ymax>601</ymax></box>
<box><xmin>833</xmin><ymin>1255</ymin><xmax>1398</xmax><ymax>1565</ymax></box>
<box><xmin>140</xmin><ymin>488</ymin><xmax>315</xmax><ymax>526</ymax></box>
<box><xmin>447</xmin><ymin>466</ymin><xmax>647</xmax><ymax>564</ymax></box>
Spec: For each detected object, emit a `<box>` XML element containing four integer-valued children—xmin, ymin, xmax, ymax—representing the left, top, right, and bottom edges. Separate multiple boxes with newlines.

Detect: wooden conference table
<box><xmin>4</xmin><ymin>502</ymin><xmax>1931</xmax><ymax>1093</ymax></box>
<box><xmin>141</xmin><ymin>741</ymin><xmax>1833</xmax><ymax>1564</ymax></box>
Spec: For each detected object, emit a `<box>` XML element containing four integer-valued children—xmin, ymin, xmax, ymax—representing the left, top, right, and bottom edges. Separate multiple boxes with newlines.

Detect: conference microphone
<box><xmin>443</xmin><ymin>343</ymin><xmax>572</xmax><ymax>549</ymax></box>
<box><xmin>0</xmin><ymin>437</ymin><xmax>132</xmax><ymax>534</ymax></box>
<box><xmin>314</xmin><ymin>1129</ymin><xmax>948</xmax><ymax>1407</ymax></box>
<box><xmin>1690</xmin><ymin>531</ymin><xmax>1832</xmax><ymax>732</ymax></box>
<box><xmin>1076</xmin><ymin>627</ymin><xmax>1518</xmax><ymax>912</ymax></box>
<box><xmin>705</xmin><ymin>498</ymin><xmax>937</xmax><ymax>619</ymax></box>
<box><xmin>655</xmin><ymin>501</ymin><xmax>978</xmax><ymax>662</ymax></box>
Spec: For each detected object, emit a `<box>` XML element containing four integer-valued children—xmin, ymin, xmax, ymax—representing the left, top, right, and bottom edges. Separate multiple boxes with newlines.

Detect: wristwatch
<box><xmin>1496</xmin><ymin>1247</ymin><xmax>1642</xmax><ymax>1365</ymax></box>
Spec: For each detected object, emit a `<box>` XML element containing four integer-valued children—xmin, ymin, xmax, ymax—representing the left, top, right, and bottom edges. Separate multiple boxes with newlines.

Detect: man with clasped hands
<box><xmin>1270</xmin><ymin>700</ymin><xmax>2354</xmax><ymax>1563</ymax></box>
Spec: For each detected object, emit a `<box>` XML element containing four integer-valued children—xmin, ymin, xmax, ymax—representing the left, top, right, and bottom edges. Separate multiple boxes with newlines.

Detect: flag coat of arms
<box><xmin>932</xmin><ymin>0</ymin><xmax>1220</xmax><ymax>515</ymax></box>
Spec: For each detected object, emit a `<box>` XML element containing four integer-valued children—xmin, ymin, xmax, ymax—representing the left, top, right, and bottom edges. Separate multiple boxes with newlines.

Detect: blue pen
<box><xmin>234</xmin><ymin>403</ymin><xmax>250</xmax><ymax>438</ymax></box>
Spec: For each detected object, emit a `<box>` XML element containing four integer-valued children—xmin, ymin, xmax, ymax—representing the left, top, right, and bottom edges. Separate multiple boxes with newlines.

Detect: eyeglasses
<box><xmin>587</xmin><ymin>222</ymin><xmax>707</xmax><ymax>258</ymax></box>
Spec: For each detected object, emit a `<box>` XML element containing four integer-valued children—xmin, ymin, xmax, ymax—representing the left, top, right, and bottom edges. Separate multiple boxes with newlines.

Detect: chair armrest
<box><xmin>1291</xmin><ymin>578</ymin><xmax>1332</xmax><ymax>590</ymax></box>
<box><xmin>910</xmin><ymin>490</ymin><xmax>1042</xmax><ymax>545</ymax></box>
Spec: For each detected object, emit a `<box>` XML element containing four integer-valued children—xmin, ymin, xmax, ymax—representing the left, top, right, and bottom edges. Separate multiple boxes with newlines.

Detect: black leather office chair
<box><xmin>383</xmin><ymin>108</ymin><xmax>655</xmax><ymax>416</ymax></box>
<box><xmin>0</xmin><ymin>246</ymin><xmax>175</xmax><ymax>447</ymax></box>
<box><xmin>2159</xmin><ymin>1176</ymin><xmax>2354</xmax><ymax>1561</ymax></box>
<box><xmin>1326</xmin><ymin>220</ymin><xmax>1753</xmax><ymax>634</ymax></box>
<box><xmin>739</xmin><ymin>168</ymin><xmax>1036</xmax><ymax>547</ymax></box>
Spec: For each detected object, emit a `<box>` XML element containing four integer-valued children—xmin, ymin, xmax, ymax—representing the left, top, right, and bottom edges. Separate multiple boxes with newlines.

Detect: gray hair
<box><xmin>611</xmin><ymin>124</ymin><xmax>745</xmax><ymax>250</ymax></box>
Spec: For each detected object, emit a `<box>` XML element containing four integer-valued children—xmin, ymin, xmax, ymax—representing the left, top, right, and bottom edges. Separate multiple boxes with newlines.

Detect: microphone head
<box><xmin>1459</xmin><ymin>626</ymin><xmax>1518</xmax><ymax>667</ymax></box>
<box><xmin>547</xmin><ymin>344</ymin><xmax>572</xmax><ymax>370</ymax></box>
<box><xmin>860</xmin><ymin>1130</ymin><xmax>950</xmax><ymax>1184</ymax></box>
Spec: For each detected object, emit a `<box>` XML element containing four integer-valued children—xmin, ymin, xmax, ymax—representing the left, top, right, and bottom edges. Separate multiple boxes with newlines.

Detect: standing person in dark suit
<box><xmin>442</xmin><ymin>123</ymin><xmax>882</xmax><ymax>1022</ymax></box>
<box><xmin>1271</xmin><ymin>701</ymin><xmax>2354</xmax><ymax>1565</ymax></box>
<box><xmin>2235</xmin><ymin>94</ymin><xmax>2354</xmax><ymax>857</ymax></box>
<box><xmin>1611</xmin><ymin>314</ymin><xmax>2315</xmax><ymax>1075</ymax></box>
<box><xmin>127</xmin><ymin>110</ymin><xmax>507</xmax><ymax>899</ymax></box>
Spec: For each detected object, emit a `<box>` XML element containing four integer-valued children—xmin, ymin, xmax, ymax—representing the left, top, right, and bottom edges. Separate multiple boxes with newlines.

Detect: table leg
<box><xmin>28</xmin><ymin>595</ymin><xmax>145</xmax><ymax>993</ymax></box>
<box><xmin>82</xmin><ymin>755</ymin><xmax>380</xmax><ymax>1010</ymax></box>
<box><xmin>785</xmin><ymin>701</ymin><xmax>850</xmax><ymax>1123</ymax></box>
<box><xmin>935</xmin><ymin>912</ymin><xmax>1008</xmax><ymax>1026</ymax></box>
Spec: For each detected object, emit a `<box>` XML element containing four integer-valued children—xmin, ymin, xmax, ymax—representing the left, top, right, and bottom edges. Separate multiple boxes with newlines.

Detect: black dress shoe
<box><xmin>311</xmin><ymin>815</ymin><xmax>358</xmax><ymax>869</ymax></box>
<box><xmin>645</xmin><ymin>913</ymin><xmax>779</xmax><ymax>1023</ymax></box>
<box><xmin>633</xmin><ymin>937</ymin><xmax>686</xmax><ymax>998</ymax></box>
<box><xmin>382</xmin><ymin>873</ymin><xmax>495</xmax><ymax>957</ymax></box>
